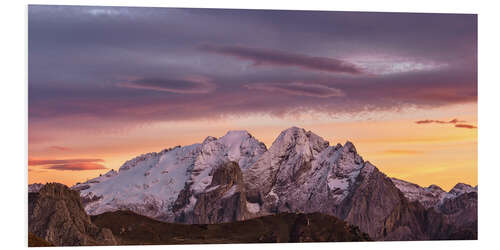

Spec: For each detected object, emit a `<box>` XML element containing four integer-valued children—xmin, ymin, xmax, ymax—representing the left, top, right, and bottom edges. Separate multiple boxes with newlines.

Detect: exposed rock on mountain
<box><xmin>91</xmin><ymin>210</ymin><xmax>371</xmax><ymax>244</ymax></box>
<box><xmin>392</xmin><ymin>179</ymin><xmax>478</xmax><ymax>240</ymax></box>
<box><xmin>28</xmin><ymin>183</ymin><xmax>44</xmax><ymax>193</ymax></box>
<box><xmin>173</xmin><ymin>161</ymin><xmax>249</xmax><ymax>224</ymax></box>
<box><xmin>391</xmin><ymin>178</ymin><xmax>447</xmax><ymax>208</ymax></box>
<box><xmin>28</xmin><ymin>183</ymin><xmax>117</xmax><ymax>246</ymax></box>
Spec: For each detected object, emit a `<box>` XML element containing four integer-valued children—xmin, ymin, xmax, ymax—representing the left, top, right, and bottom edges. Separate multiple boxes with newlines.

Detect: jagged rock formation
<box><xmin>28</xmin><ymin>183</ymin><xmax>44</xmax><ymax>193</ymax></box>
<box><xmin>91</xmin><ymin>210</ymin><xmax>371</xmax><ymax>244</ymax></box>
<box><xmin>173</xmin><ymin>161</ymin><xmax>249</xmax><ymax>223</ymax></box>
<box><xmin>67</xmin><ymin>127</ymin><xmax>477</xmax><ymax>241</ymax></box>
<box><xmin>28</xmin><ymin>183</ymin><xmax>117</xmax><ymax>246</ymax></box>
<box><xmin>392</xmin><ymin>179</ymin><xmax>478</xmax><ymax>239</ymax></box>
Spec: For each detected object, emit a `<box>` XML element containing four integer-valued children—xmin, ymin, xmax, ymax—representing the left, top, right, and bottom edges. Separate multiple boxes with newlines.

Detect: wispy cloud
<box><xmin>245</xmin><ymin>82</ymin><xmax>345</xmax><ymax>98</ymax></box>
<box><xmin>200</xmin><ymin>44</ymin><xmax>363</xmax><ymax>74</ymax></box>
<box><xmin>28</xmin><ymin>158</ymin><xmax>104</xmax><ymax>166</ymax></box>
<box><xmin>415</xmin><ymin>118</ymin><xmax>476</xmax><ymax>129</ymax></box>
<box><xmin>415</xmin><ymin>118</ymin><xmax>465</xmax><ymax>124</ymax></box>
<box><xmin>45</xmin><ymin>162</ymin><xmax>107</xmax><ymax>171</ymax></box>
<box><xmin>28</xmin><ymin>158</ymin><xmax>106</xmax><ymax>171</ymax></box>
<box><xmin>28</xmin><ymin>168</ymin><xmax>47</xmax><ymax>173</ymax></box>
<box><xmin>49</xmin><ymin>146</ymin><xmax>71</xmax><ymax>151</ymax></box>
<box><xmin>117</xmin><ymin>76</ymin><xmax>216</xmax><ymax>94</ymax></box>
<box><xmin>455</xmin><ymin>124</ymin><xmax>477</xmax><ymax>129</ymax></box>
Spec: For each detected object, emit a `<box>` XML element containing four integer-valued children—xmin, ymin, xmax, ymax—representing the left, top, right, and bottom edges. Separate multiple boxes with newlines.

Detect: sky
<box><xmin>28</xmin><ymin>5</ymin><xmax>477</xmax><ymax>191</ymax></box>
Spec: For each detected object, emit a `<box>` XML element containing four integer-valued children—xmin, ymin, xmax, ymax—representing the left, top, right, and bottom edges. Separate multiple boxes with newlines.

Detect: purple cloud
<box><xmin>45</xmin><ymin>162</ymin><xmax>107</xmax><ymax>171</ymax></box>
<box><xmin>27</xmin><ymin>6</ymin><xmax>477</xmax><ymax>138</ymax></box>
<box><xmin>200</xmin><ymin>44</ymin><xmax>363</xmax><ymax>74</ymax></box>
<box><xmin>117</xmin><ymin>77</ymin><xmax>216</xmax><ymax>94</ymax></box>
<box><xmin>245</xmin><ymin>82</ymin><xmax>345</xmax><ymax>98</ymax></box>
<box><xmin>29</xmin><ymin>158</ymin><xmax>107</xmax><ymax>171</ymax></box>
<box><xmin>29</xmin><ymin>158</ymin><xmax>104</xmax><ymax>166</ymax></box>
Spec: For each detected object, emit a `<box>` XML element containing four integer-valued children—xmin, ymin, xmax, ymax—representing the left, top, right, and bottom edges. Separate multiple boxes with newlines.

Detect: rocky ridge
<box><xmin>64</xmin><ymin>127</ymin><xmax>476</xmax><ymax>241</ymax></box>
<box><xmin>28</xmin><ymin>183</ymin><xmax>117</xmax><ymax>246</ymax></box>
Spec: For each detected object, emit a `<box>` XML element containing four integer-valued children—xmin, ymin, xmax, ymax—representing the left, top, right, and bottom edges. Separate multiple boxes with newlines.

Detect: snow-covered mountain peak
<box><xmin>449</xmin><ymin>183</ymin><xmax>476</xmax><ymax>196</ymax></box>
<box><xmin>391</xmin><ymin>178</ymin><xmax>479</xmax><ymax>209</ymax></box>
<box><xmin>342</xmin><ymin>141</ymin><xmax>357</xmax><ymax>154</ymax></box>
<box><xmin>427</xmin><ymin>184</ymin><xmax>445</xmax><ymax>192</ymax></box>
<box><xmin>220</xmin><ymin>130</ymin><xmax>251</xmax><ymax>138</ymax></box>
<box><xmin>202</xmin><ymin>136</ymin><xmax>217</xmax><ymax>144</ymax></box>
<box><xmin>269</xmin><ymin>127</ymin><xmax>329</xmax><ymax>158</ymax></box>
<box><xmin>391</xmin><ymin>178</ymin><xmax>447</xmax><ymax>208</ymax></box>
<box><xmin>118</xmin><ymin>146</ymin><xmax>181</xmax><ymax>172</ymax></box>
<box><xmin>217</xmin><ymin>130</ymin><xmax>267</xmax><ymax>170</ymax></box>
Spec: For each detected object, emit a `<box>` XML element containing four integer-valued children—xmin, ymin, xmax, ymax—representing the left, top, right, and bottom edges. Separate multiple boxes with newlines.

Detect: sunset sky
<box><xmin>28</xmin><ymin>6</ymin><xmax>477</xmax><ymax>191</ymax></box>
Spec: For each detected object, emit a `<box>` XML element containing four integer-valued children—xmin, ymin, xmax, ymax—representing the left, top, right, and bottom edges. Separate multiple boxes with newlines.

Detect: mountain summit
<box><xmin>70</xmin><ymin>127</ymin><xmax>477</xmax><ymax>240</ymax></box>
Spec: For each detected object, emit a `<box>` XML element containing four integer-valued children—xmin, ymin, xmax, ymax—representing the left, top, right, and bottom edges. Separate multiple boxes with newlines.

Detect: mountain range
<box><xmin>29</xmin><ymin>127</ymin><xmax>477</xmax><ymax>242</ymax></box>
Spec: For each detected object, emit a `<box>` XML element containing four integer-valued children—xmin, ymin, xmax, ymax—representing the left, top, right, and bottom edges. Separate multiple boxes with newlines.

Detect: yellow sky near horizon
<box><xmin>28</xmin><ymin>103</ymin><xmax>477</xmax><ymax>191</ymax></box>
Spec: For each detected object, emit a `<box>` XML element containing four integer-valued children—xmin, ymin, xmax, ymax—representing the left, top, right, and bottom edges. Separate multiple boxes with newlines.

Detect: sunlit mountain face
<box><xmin>28</xmin><ymin>6</ymin><xmax>476</xmax><ymax>191</ymax></box>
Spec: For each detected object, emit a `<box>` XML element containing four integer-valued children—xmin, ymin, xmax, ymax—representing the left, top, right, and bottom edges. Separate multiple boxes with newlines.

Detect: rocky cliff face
<box><xmin>68</xmin><ymin>127</ymin><xmax>476</xmax><ymax>241</ymax></box>
<box><xmin>242</xmin><ymin>128</ymin><xmax>441</xmax><ymax>240</ymax></box>
<box><xmin>173</xmin><ymin>161</ymin><xmax>250</xmax><ymax>223</ymax></box>
<box><xmin>28</xmin><ymin>183</ymin><xmax>117</xmax><ymax>246</ymax></box>
<box><xmin>392</xmin><ymin>179</ymin><xmax>478</xmax><ymax>240</ymax></box>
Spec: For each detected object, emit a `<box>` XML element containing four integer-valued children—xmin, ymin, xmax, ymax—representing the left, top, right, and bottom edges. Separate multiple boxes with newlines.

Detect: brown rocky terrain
<box><xmin>28</xmin><ymin>183</ymin><xmax>117</xmax><ymax>246</ymax></box>
<box><xmin>28</xmin><ymin>232</ymin><xmax>53</xmax><ymax>247</ymax></box>
<box><xmin>91</xmin><ymin>210</ymin><xmax>371</xmax><ymax>244</ymax></box>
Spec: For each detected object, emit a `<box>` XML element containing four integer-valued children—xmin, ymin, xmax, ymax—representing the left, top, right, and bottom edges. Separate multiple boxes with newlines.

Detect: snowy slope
<box><xmin>243</xmin><ymin>127</ymin><xmax>370</xmax><ymax>216</ymax></box>
<box><xmin>72</xmin><ymin>130</ymin><xmax>266</xmax><ymax>221</ymax></box>
<box><xmin>391</xmin><ymin>178</ymin><xmax>477</xmax><ymax>209</ymax></box>
<box><xmin>28</xmin><ymin>183</ymin><xmax>45</xmax><ymax>193</ymax></box>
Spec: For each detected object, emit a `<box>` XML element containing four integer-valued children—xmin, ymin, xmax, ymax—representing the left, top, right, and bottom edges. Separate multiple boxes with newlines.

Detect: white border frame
<box><xmin>1</xmin><ymin>1</ymin><xmax>498</xmax><ymax>249</ymax></box>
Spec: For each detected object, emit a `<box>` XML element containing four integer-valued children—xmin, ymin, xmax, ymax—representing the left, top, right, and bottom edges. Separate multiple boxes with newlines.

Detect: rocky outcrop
<box><xmin>391</xmin><ymin>178</ymin><xmax>447</xmax><ymax>209</ymax></box>
<box><xmin>339</xmin><ymin>164</ymin><xmax>425</xmax><ymax>240</ymax></box>
<box><xmin>435</xmin><ymin>191</ymin><xmax>477</xmax><ymax>239</ymax></box>
<box><xmin>393</xmin><ymin>180</ymin><xmax>478</xmax><ymax>240</ymax></box>
<box><xmin>28</xmin><ymin>183</ymin><xmax>117</xmax><ymax>246</ymax></box>
<box><xmin>175</xmin><ymin>161</ymin><xmax>249</xmax><ymax>224</ymax></box>
<box><xmin>28</xmin><ymin>183</ymin><xmax>44</xmax><ymax>193</ymax></box>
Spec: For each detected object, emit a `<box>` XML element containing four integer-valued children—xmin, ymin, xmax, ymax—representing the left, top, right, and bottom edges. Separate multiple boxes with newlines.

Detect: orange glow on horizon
<box><xmin>28</xmin><ymin>103</ymin><xmax>477</xmax><ymax>191</ymax></box>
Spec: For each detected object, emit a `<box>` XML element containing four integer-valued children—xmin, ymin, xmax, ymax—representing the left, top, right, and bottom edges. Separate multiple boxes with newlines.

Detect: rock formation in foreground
<box><xmin>28</xmin><ymin>183</ymin><xmax>117</xmax><ymax>246</ymax></box>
